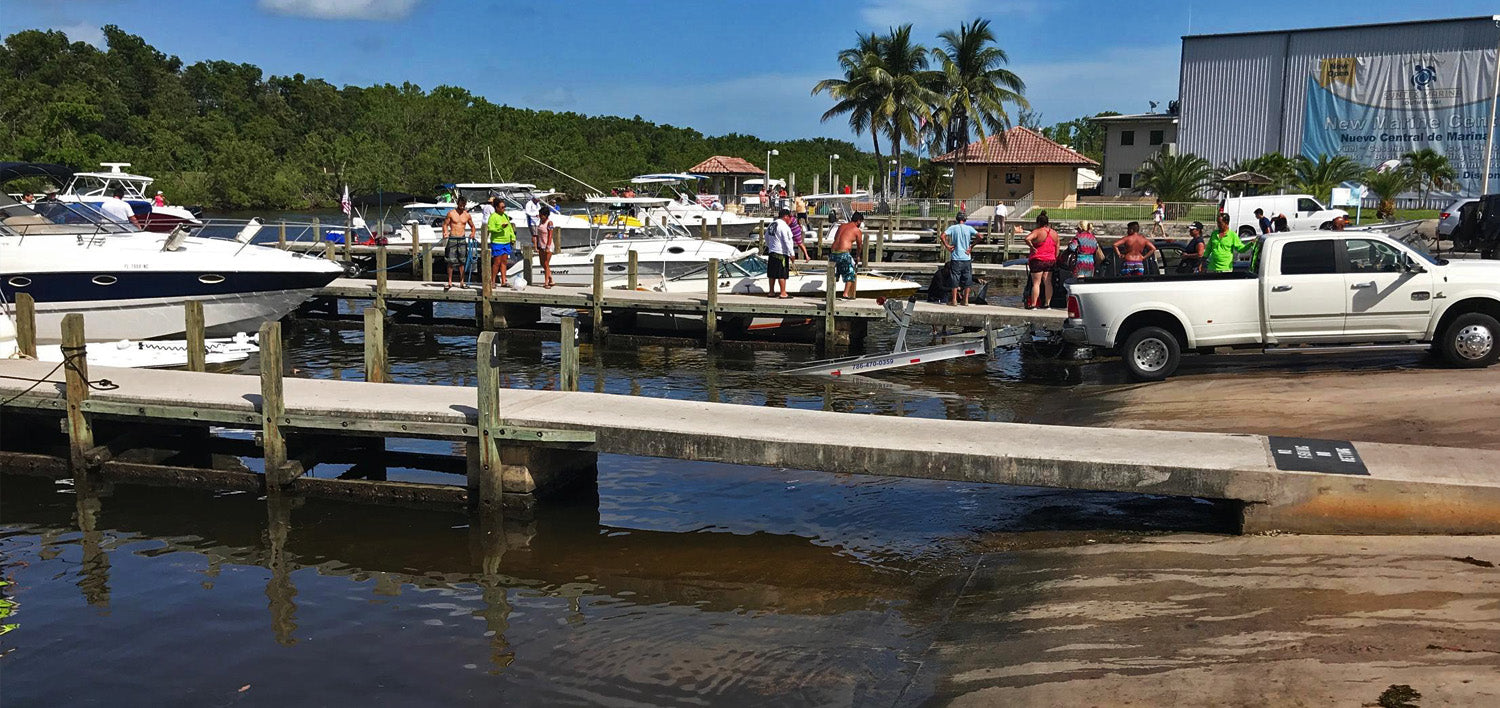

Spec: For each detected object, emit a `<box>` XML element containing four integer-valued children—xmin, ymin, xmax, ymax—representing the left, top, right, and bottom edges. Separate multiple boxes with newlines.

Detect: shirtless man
<box><xmin>1112</xmin><ymin>221</ymin><xmax>1157</xmax><ymax>276</ymax></box>
<box><xmin>442</xmin><ymin>197</ymin><xmax>474</xmax><ymax>289</ymax></box>
<box><xmin>830</xmin><ymin>212</ymin><xmax>864</xmax><ymax>299</ymax></box>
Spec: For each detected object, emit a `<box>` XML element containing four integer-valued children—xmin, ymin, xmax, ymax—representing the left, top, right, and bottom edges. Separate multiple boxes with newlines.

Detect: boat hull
<box><xmin>26</xmin><ymin>287</ymin><xmax>326</xmax><ymax>343</ymax></box>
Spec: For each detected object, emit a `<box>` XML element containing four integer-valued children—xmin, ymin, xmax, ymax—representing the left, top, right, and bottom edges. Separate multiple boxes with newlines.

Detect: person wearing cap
<box><xmin>153</xmin><ymin>190</ymin><xmax>166</xmax><ymax>207</ymax></box>
<box><xmin>1180</xmin><ymin>221</ymin><xmax>1206</xmax><ymax>273</ymax></box>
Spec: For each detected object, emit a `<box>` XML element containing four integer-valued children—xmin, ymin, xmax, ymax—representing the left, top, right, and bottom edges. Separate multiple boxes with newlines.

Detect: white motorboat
<box><xmin>649</xmin><ymin>253</ymin><xmax>920</xmax><ymax>298</ymax></box>
<box><xmin>629</xmin><ymin>174</ymin><xmax>768</xmax><ymax>238</ymax></box>
<box><xmin>504</xmin><ymin>197</ymin><xmax>750</xmax><ymax>286</ymax></box>
<box><xmin>0</xmin><ymin>314</ymin><xmax>259</xmax><ymax>369</ymax></box>
<box><xmin>0</xmin><ymin>191</ymin><xmax>344</xmax><ymax>344</ymax></box>
<box><xmin>55</xmin><ymin>162</ymin><xmax>203</xmax><ymax>233</ymax></box>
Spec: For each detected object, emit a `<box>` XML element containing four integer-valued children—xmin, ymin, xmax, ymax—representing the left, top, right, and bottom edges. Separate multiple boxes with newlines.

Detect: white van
<box><xmin>739</xmin><ymin>178</ymin><xmax>787</xmax><ymax>207</ymax></box>
<box><xmin>1220</xmin><ymin>194</ymin><xmax>1347</xmax><ymax>236</ymax></box>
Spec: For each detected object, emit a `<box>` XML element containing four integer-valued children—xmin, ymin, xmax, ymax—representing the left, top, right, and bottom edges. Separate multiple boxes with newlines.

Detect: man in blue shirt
<box><xmin>940</xmin><ymin>213</ymin><xmax>977</xmax><ymax>305</ymax></box>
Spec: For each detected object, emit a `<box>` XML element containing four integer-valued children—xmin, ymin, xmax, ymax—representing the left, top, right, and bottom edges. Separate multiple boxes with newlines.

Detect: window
<box><xmin>1149</xmin><ymin>130</ymin><xmax>1165</xmax><ymax>145</ymax></box>
<box><xmin>1296</xmin><ymin>197</ymin><xmax>1323</xmax><ymax>213</ymax></box>
<box><xmin>1280</xmin><ymin>239</ymin><xmax>1338</xmax><ymax>275</ymax></box>
<box><xmin>1120</xmin><ymin>130</ymin><xmax>1135</xmax><ymax>146</ymax></box>
<box><xmin>1343</xmin><ymin>238</ymin><xmax>1406</xmax><ymax>273</ymax></box>
<box><xmin>1118</xmin><ymin>173</ymin><xmax>1134</xmax><ymax>189</ymax></box>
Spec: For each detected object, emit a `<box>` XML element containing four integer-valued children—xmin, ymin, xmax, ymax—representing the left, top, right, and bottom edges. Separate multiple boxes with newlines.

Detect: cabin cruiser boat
<box><xmin>503</xmin><ymin>197</ymin><xmax>749</xmax><ymax>286</ymax></box>
<box><xmin>0</xmin><ymin>192</ymin><xmax>343</xmax><ymax>344</ymax></box>
<box><xmin>629</xmin><ymin>174</ymin><xmax>768</xmax><ymax>238</ymax></box>
<box><xmin>396</xmin><ymin>183</ymin><xmax>593</xmax><ymax>246</ymax></box>
<box><xmin>56</xmin><ymin>162</ymin><xmax>203</xmax><ymax>233</ymax></box>
<box><xmin>803</xmin><ymin>193</ymin><xmax>921</xmax><ymax>244</ymax></box>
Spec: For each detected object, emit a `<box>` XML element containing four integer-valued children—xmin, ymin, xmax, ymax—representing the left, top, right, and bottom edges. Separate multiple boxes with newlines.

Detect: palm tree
<box><xmin>871</xmin><ymin>25</ymin><xmax>939</xmax><ymax>198</ymax></box>
<box><xmin>1135</xmin><ymin>152</ymin><xmax>1214</xmax><ymax>216</ymax></box>
<box><xmin>929</xmin><ymin>18</ymin><xmax>1028</xmax><ymax>155</ymax></box>
<box><xmin>1363</xmin><ymin>167</ymin><xmax>1417</xmax><ymax>220</ymax></box>
<box><xmin>1402</xmin><ymin>148</ymin><xmax>1457</xmax><ymax>206</ymax></box>
<box><xmin>813</xmin><ymin>32</ymin><xmax>888</xmax><ymax>176</ymax></box>
<box><xmin>1293</xmin><ymin>154</ymin><xmax>1364</xmax><ymax>202</ymax></box>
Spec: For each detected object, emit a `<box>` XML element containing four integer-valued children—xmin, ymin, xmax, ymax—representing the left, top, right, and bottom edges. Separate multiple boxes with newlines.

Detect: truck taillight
<box><xmin>1066</xmin><ymin>295</ymin><xmax>1081</xmax><ymax>319</ymax></box>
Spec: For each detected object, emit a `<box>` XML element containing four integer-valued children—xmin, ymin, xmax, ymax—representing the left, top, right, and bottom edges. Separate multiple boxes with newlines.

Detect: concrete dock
<box><xmin>2</xmin><ymin>357</ymin><xmax>1496</xmax><ymax>534</ymax></box>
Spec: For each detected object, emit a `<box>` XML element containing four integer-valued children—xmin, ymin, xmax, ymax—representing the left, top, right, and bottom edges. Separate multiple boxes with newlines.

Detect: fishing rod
<box><xmin>524</xmin><ymin>155</ymin><xmax>602</xmax><ymax>197</ymax></box>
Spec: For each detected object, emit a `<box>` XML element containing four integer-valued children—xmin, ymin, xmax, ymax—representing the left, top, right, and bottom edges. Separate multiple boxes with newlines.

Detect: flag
<box><xmin>340</xmin><ymin>185</ymin><xmax>351</xmax><ymax>216</ymax></box>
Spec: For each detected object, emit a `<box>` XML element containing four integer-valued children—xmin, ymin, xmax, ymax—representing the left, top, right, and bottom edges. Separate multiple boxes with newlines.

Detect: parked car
<box><xmin>1220</xmin><ymin>194</ymin><xmax>1347</xmax><ymax>237</ymax></box>
<box><xmin>1062</xmin><ymin>231</ymin><xmax>1500</xmax><ymax>380</ymax></box>
<box><xmin>1437</xmin><ymin>197</ymin><xmax>1477</xmax><ymax>239</ymax></box>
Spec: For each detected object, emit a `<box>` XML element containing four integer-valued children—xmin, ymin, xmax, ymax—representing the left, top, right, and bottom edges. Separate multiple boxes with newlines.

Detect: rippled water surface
<box><xmin>1</xmin><ymin>305</ymin><xmax>1239</xmax><ymax>706</ymax></box>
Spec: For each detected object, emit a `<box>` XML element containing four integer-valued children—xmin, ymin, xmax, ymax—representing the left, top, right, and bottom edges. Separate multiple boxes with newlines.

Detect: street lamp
<box><xmin>827</xmin><ymin>153</ymin><xmax>840</xmax><ymax>192</ymax></box>
<box><xmin>766</xmin><ymin>149</ymin><xmax>779</xmax><ymax>205</ymax></box>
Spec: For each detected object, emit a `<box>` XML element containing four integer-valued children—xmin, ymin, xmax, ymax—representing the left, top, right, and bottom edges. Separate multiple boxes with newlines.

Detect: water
<box><xmin>0</xmin><ymin>302</ymin><xmax>1242</xmax><ymax>705</ymax></box>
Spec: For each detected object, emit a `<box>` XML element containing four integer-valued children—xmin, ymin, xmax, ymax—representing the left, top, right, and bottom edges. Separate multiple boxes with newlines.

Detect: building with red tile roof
<box><xmin>933</xmin><ymin>127</ymin><xmax>1098</xmax><ymax>209</ymax></box>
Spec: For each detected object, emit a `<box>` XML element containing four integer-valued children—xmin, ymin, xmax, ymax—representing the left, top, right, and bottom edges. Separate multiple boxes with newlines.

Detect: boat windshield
<box><xmin>731</xmin><ymin>256</ymin><xmax>766</xmax><ymax>276</ymax></box>
<box><xmin>403</xmin><ymin>205</ymin><xmax>457</xmax><ymax>224</ymax></box>
<box><xmin>0</xmin><ymin>198</ymin><xmax>135</xmax><ymax>236</ymax></box>
<box><xmin>65</xmin><ymin>174</ymin><xmax>151</xmax><ymax>199</ymax></box>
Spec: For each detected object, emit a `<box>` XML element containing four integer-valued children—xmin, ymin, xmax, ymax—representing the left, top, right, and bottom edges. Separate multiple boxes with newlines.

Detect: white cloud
<box><xmin>58</xmin><ymin>22</ymin><xmax>104</xmax><ymax>48</ymax></box>
<box><xmin>860</xmin><ymin>0</ymin><xmax>1035</xmax><ymax>30</ymax></box>
<box><xmin>257</xmin><ymin>0</ymin><xmax>420</xmax><ymax>21</ymax></box>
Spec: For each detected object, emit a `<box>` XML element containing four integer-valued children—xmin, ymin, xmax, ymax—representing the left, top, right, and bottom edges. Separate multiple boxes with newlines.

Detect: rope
<box><xmin>0</xmin><ymin>344</ymin><xmax>119</xmax><ymax>406</ymax></box>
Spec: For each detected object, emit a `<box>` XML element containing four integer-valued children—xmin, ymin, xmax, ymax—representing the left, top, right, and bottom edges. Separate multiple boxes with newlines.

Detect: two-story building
<box><xmin>1093</xmin><ymin>113</ymin><xmax>1178</xmax><ymax>197</ymax></box>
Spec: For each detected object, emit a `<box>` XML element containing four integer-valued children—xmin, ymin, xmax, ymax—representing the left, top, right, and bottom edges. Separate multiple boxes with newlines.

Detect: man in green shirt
<box><xmin>486</xmin><ymin>199</ymin><xmax>517</xmax><ymax>287</ymax></box>
<box><xmin>1205</xmin><ymin>212</ymin><xmax>1250</xmax><ymax>273</ymax></box>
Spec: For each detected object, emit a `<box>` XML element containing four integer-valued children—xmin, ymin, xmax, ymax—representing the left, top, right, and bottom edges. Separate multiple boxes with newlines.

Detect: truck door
<box><xmin>1340</xmin><ymin>238</ymin><xmax>1435</xmax><ymax>339</ymax></box>
<box><xmin>1264</xmin><ymin>238</ymin><xmax>1347</xmax><ymax>342</ymax></box>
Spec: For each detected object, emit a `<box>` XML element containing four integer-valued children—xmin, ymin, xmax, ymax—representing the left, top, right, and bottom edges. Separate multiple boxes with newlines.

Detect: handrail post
<box><xmin>62</xmin><ymin>314</ymin><xmax>93</xmax><ymax>472</ymax></box>
<box><xmin>559</xmin><ymin>315</ymin><xmax>579</xmax><ymax>391</ymax></box>
<box><xmin>15</xmin><ymin>292</ymin><xmax>37</xmax><ymax>358</ymax></box>
<box><xmin>705</xmin><ymin>257</ymin><xmax>720</xmax><ymax>349</ymax></box>
<box><xmin>591</xmin><ymin>254</ymin><xmax>606</xmax><ymax>343</ymax></box>
<box><xmin>185</xmin><ymin>300</ymin><xmax>206</xmax><ymax>372</ymax></box>
<box><xmin>364</xmin><ymin>306</ymin><xmax>387</xmax><ymax>383</ymax></box>
<box><xmin>258</xmin><ymin>321</ymin><xmax>287</xmax><ymax>488</ymax></box>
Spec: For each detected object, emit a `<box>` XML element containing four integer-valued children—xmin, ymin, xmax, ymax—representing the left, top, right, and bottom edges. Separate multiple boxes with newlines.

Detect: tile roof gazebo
<box><xmin>688</xmin><ymin>156</ymin><xmax>764</xmax><ymax>210</ymax></box>
<box><xmin>933</xmin><ymin>127</ymin><xmax>1098</xmax><ymax>210</ymax></box>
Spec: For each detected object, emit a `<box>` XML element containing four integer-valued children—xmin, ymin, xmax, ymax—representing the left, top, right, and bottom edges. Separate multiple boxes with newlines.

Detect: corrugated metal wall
<box><xmin>1179</xmin><ymin>17</ymin><xmax>1500</xmax><ymax>168</ymax></box>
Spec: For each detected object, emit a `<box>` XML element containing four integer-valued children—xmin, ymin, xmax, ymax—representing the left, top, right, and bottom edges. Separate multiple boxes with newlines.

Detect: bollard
<box><xmin>823</xmin><ymin>261</ymin><xmax>837</xmax><ymax>348</ymax></box>
<box><xmin>705</xmin><ymin>257</ymin><xmax>720</xmax><ymax>348</ymax></box>
<box><xmin>364</xmin><ymin>306</ymin><xmax>387</xmax><ymax>383</ymax></box>
<box><xmin>627</xmin><ymin>250</ymin><xmax>639</xmax><ymax>290</ymax></box>
<box><xmin>185</xmin><ymin>300</ymin><xmax>206</xmax><ymax>372</ymax></box>
<box><xmin>258</xmin><ymin>321</ymin><xmax>288</xmax><ymax>487</ymax></box>
<box><xmin>278</xmin><ymin>220</ymin><xmax>287</xmax><ymax>249</ymax></box>
<box><xmin>409</xmin><ymin>224</ymin><xmax>421</xmax><ymax>277</ymax></box>
<box><xmin>61</xmin><ymin>314</ymin><xmax>94</xmax><ymax>472</ymax></box>
<box><xmin>473</xmin><ymin>331</ymin><xmax>502</xmax><ymax>514</ymax></box>
<box><xmin>14</xmin><ymin>292</ymin><xmax>37</xmax><ymax>358</ymax></box>
<box><xmin>591</xmin><ymin>254</ymin><xmax>606</xmax><ymax>341</ymax></box>
<box><xmin>559</xmin><ymin>315</ymin><xmax>579</xmax><ymax>391</ymax></box>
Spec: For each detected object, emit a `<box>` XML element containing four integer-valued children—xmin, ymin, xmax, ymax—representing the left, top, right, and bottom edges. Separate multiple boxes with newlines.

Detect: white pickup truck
<box><xmin>1062</xmin><ymin>231</ymin><xmax>1500</xmax><ymax>380</ymax></box>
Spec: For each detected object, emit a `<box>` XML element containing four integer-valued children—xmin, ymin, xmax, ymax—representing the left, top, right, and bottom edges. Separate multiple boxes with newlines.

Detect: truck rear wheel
<box><xmin>1121</xmin><ymin>326</ymin><xmax>1181</xmax><ymax>381</ymax></box>
<box><xmin>1440</xmin><ymin>312</ymin><xmax>1499</xmax><ymax>368</ymax></box>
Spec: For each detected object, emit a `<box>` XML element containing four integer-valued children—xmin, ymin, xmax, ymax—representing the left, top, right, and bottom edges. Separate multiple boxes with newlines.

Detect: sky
<box><xmin>5</xmin><ymin>0</ymin><xmax>1500</xmax><ymax>145</ymax></box>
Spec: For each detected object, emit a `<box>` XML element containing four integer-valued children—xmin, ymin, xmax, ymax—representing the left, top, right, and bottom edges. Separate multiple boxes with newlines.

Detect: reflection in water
<box><xmin>265</xmin><ymin>494</ymin><xmax>298</xmax><ymax>646</ymax></box>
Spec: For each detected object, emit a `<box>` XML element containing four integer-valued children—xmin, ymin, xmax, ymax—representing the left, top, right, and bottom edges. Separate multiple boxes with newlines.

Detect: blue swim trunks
<box><xmin>1120</xmin><ymin>260</ymin><xmax>1145</xmax><ymax>276</ymax></box>
<box><xmin>490</xmin><ymin>242</ymin><xmax>512</xmax><ymax>258</ymax></box>
<box><xmin>831</xmin><ymin>251</ymin><xmax>857</xmax><ymax>283</ymax></box>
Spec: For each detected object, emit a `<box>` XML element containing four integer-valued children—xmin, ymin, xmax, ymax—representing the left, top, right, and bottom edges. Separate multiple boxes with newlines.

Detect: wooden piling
<box><xmin>480</xmin><ymin>237</ymin><xmax>495</xmax><ymax>329</ymax></box>
<box><xmin>312</xmin><ymin>218</ymin><xmax>321</xmax><ymax>249</ymax></box>
<box><xmin>62</xmin><ymin>314</ymin><xmax>94</xmax><ymax>472</ymax></box>
<box><xmin>591</xmin><ymin>254</ymin><xmax>605</xmax><ymax>342</ymax></box>
<box><xmin>277</xmin><ymin>220</ymin><xmax>287</xmax><ymax>249</ymax></box>
<box><xmin>875</xmin><ymin>221</ymin><xmax>884</xmax><ymax>262</ymax></box>
<box><xmin>409</xmin><ymin>224</ymin><xmax>421</xmax><ymax>277</ymax></box>
<box><xmin>185</xmin><ymin>300</ymin><xmax>206</xmax><ymax>372</ymax></box>
<box><xmin>258</xmin><ymin>321</ymin><xmax>287</xmax><ymax>487</ymax></box>
<box><xmin>363</xmin><ymin>307</ymin><xmax>388</xmax><ymax>383</ymax></box>
<box><xmin>473</xmin><ymin>331</ymin><xmax>503</xmax><ymax>513</ymax></box>
<box><xmin>823</xmin><ymin>261</ymin><xmax>837</xmax><ymax>348</ymax></box>
<box><xmin>700</xmin><ymin>219</ymin><xmax>708</xmax><ymax>240</ymax></box>
<box><xmin>374</xmin><ymin>245</ymin><xmax>388</xmax><ymax>311</ymax></box>
<box><xmin>324</xmin><ymin>241</ymin><xmax>336</xmax><ymax>261</ymax></box>
<box><xmin>522</xmin><ymin>245</ymin><xmax>535</xmax><ymax>286</ymax></box>
<box><xmin>14</xmin><ymin>293</ymin><xmax>37</xmax><ymax>358</ymax></box>
<box><xmin>559</xmin><ymin>315</ymin><xmax>579</xmax><ymax>392</ymax></box>
<box><xmin>716</xmin><ymin>217</ymin><xmax>723</xmax><ymax>240</ymax></box>
<box><xmin>627</xmin><ymin>250</ymin><xmax>639</xmax><ymax>290</ymax></box>
<box><xmin>421</xmin><ymin>243</ymin><xmax>435</xmax><ymax>282</ymax></box>
<box><xmin>705</xmin><ymin>257</ymin><xmax>720</xmax><ymax>348</ymax></box>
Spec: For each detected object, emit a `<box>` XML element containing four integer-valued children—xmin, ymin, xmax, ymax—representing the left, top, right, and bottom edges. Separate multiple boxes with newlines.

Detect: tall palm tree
<box><xmin>812</xmin><ymin>32</ymin><xmax>888</xmax><ymax>176</ymax></box>
<box><xmin>871</xmin><ymin>25</ymin><xmax>939</xmax><ymax>197</ymax></box>
<box><xmin>1402</xmin><ymin>148</ymin><xmax>1457</xmax><ymax>206</ymax></box>
<box><xmin>929</xmin><ymin>18</ymin><xmax>1028</xmax><ymax>156</ymax></box>
<box><xmin>1293</xmin><ymin>154</ymin><xmax>1364</xmax><ymax>202</ymax></box>
<box><xmin>1135</xmin><ymin>152</ymin><xmax>1214</xmax><ymax>215</ymax></box>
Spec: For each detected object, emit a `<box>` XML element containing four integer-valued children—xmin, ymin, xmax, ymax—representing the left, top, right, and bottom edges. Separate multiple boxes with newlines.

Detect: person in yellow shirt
<box><xmin>486</xmin><ymin>198</ymin><xmax>517</xmax><ymax>287</ymax></box>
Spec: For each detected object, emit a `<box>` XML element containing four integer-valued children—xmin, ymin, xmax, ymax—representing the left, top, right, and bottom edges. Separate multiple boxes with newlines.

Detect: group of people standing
<box><xmin>439</xmin><ymin>195</ymin><xmax>555</xmax><ymax>291</ymax></box>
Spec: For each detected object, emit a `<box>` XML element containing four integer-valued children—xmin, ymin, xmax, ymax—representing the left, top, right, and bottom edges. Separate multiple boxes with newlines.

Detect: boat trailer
<box><xmin>782</xmin><ymin>297</ymin><xmax>1043</xmax><ymax>377</ymax></box>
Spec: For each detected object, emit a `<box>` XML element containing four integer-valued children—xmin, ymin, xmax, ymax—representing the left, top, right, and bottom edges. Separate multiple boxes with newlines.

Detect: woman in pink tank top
<box><xmin>1024</xmin><ymin>211</ymin><xmax>1059</xmax><ymax>309</ymax></box>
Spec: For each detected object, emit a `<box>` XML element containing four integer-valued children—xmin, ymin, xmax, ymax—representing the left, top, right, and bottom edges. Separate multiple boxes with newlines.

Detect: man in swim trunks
<box><xmin>830</xmin><ymin>211</ymin><xmax>864</xmax><ymax>300</ymax></box>
<box><xmin>486</xmin><ymin>200</ymin><xmax>517</xmax><ymax>288</ymax></box>
<box><xmin>940</xmin><ymin>213</ymin><xmax>976</xmax><ymax>305</ymax></box>
<box><xmin>443</xmin><ymin>196</ymin><xmax>473</xmax><ymax>289</ymax></box>
<box><xmin>1112</xmin><ymin>221</ymin><xmax>1157</xmax><ymax>276</ymax></box>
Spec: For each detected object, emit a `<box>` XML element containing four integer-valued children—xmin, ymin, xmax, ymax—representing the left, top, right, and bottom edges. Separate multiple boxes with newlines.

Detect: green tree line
<box><xmin>0</xmin><ymin>26</ymin><xmax>882</xmax><ymax>209</ymax></box>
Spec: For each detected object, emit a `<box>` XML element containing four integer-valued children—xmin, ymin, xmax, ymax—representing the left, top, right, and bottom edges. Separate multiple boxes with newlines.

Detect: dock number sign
<box><xmin>1267</xmin><ymin>436</ymin><xmax>1368</xmax><ymax>475</ymax></box>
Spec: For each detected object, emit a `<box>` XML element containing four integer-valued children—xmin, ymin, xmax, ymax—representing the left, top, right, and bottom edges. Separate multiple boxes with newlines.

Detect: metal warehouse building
<box><xmin>1178</xmin><ymin>16</ymin><xmax>1500</xmax><ymax>197</ymax></box>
